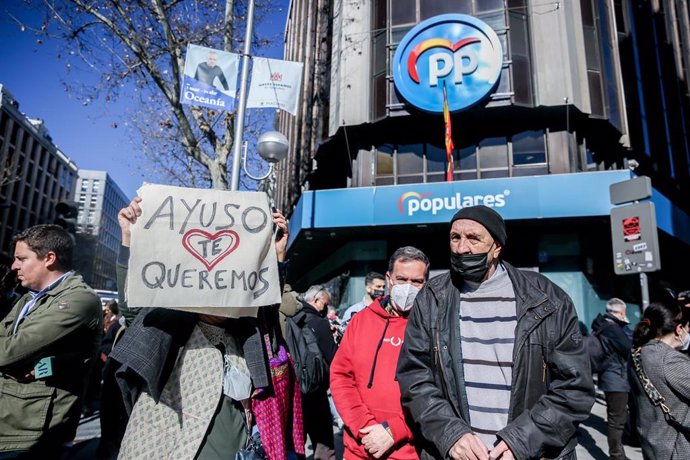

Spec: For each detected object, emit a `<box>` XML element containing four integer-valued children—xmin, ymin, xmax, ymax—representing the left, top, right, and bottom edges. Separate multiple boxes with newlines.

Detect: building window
<box><xmin>512</xmin><ymin>130</ymin><xmax>546</xmax><ymax>165</ymax></box>
<box><xmin>371</xmin><ymin>136</ymin><xmax>549</xmax><ymax>185</ymax></box>
<box><xmin>420</xmin><ymin>0</ymin><xmax>468</xmax><ymax>20</ymax></box>
<box><xmin>582</xmin><ymin>0</ymin><xmax>605</xmax><ymax>118</ymax></box>
<box><xmin>478</xmin><ymin>137</ymin><xmax>509</xmax><ymax>173</ymax></box>
<box><xmin>375</xmin><ymin>144</ymin><xmax>394</xmax><ymax>185</ymax></box>
<box><xmin>397</xmin><ymin>144</ymin><xmax>424</xmax><ymax>183</ymax></box>
<box><xmin>426</xmin><ymin>143</ymin><xmax>447</xmax><ymax>182</ymax></box>
<box><xmin>0</xmin><ymin>112</ymin><xmax>7</xmax><ymax>137</ymax></box>
<box><xmin>508</xmin><ymin>0</ymin><xmax>534</xmax><ymax>105</ymax></box>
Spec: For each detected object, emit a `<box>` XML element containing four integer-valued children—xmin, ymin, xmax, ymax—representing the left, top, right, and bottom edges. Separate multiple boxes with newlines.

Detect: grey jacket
<box><xmin>397</xmin><ymin>263</ymin><xmax>595</xmax><ymax>460</ymax></box>
<box><xmin>630</xmin><ymin>340</ymin><xmax>690</xmax><ymax>460</ymax></box>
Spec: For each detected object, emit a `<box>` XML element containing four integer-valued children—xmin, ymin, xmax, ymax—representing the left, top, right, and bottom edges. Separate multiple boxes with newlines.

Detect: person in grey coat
<box><xmin>629</xmin><ymin>301</ymin><xmax>690</xmax><ymax>460</ymax></box>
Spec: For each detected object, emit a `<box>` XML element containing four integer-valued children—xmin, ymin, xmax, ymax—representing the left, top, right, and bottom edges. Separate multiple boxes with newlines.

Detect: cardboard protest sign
<box><xmin>126</xmin><ymin>184</ymin><xmax>281</xmax><ymax>316</ymax></box>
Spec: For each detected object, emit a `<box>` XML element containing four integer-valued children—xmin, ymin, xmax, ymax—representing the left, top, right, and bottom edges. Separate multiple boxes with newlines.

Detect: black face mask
<box><xmin>450</xmin><ymin>252</ymin><xmax>490</xmax><ymax>283</ymax></box>
<box><xmin>371</xmin><ymin>289</ymin><xmax>385</xmax><ymax>298</ymax></box>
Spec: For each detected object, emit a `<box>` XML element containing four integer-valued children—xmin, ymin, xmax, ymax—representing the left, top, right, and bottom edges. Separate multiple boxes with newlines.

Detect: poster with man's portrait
<box><xmin>181</xmin><ymin>44</ymin><xmax>239</xmax><ymax>111</ymax></box>
<box><xmin>126</xmin><ymin>184</ymin><xmax>282</xmax><ymax>317</ymax></box>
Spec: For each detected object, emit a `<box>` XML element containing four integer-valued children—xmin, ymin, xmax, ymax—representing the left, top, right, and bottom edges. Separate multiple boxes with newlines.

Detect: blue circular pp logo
<box><xmin>392</xmin><ymin>14</ymin><xmax>503</xmax><ymax>113</ymax></box>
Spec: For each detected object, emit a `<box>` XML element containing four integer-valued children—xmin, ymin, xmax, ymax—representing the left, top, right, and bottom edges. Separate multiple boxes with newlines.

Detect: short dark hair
<box><xmin>387</xmin><ymin>246</ymin><xmax>430</xmax><ymax>279</ymax></box>
<box><xmin>13</xmin><ymin>224</ymin><xmax>74</xmax><ymax>270</ymax></box>
<box><xmin>364</xmin><ymin>271</ymin><xmax>385</xmax><ymax>286</ymax></box>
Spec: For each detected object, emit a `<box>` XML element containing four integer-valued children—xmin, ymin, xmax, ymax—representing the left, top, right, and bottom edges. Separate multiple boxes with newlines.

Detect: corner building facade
<box><xmin>277</xmin><ymin>0</ymin><xmax>690</xmax><ymax>324</ymax></box>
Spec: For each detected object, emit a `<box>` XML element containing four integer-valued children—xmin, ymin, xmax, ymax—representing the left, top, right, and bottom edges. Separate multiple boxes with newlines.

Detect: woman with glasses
<box><xmin>630</xmin><ymin>301</ymin><xmax>690</xmax><ymax>459</ymax></box>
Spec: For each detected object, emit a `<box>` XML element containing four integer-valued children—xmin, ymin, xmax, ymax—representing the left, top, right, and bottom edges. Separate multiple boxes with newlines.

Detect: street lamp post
<box><xmin>242</xmin><ymin>131</ymin><xmax>289</xmax><ymax>207</ymax></box>
<box><xmin>229</xmin><ymin>0</ymin><xmax>256</xmax><ymax>191</ymax></box>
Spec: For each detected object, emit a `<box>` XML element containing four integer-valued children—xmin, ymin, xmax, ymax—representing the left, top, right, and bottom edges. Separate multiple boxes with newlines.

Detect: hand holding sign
<box><xmin>118</xmin><ymin>196</ymin><xmax>143</xmax><ymax>247</ymax></box>
<box><xmin>125</xmin><ymin>184</ymin><xmax>282</xmax><ymax>313</ymax></box>
<box><xmin>272</xmin><ymin>208</ymin><xmax>289</xmax><ymax>262</ymax></box>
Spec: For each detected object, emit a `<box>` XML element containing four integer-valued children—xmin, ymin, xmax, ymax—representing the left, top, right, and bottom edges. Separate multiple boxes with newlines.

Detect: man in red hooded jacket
<box><xmin>331</xmin><ymin>246</ymin><xmax>429</xmax><ymax>459</ymax></box>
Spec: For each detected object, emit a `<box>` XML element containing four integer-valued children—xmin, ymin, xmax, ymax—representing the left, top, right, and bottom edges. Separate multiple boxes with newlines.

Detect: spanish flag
<box><xmin>443</xmin><ymin>84</ymin><xmax>455</xmax><ymax>182</ymax></box>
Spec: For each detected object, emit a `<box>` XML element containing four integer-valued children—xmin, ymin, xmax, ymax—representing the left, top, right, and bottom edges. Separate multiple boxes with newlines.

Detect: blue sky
<box><xmin>0</xmin><ymin>3</ymin><xmax>288</xmax><ymax>199</ymax></box>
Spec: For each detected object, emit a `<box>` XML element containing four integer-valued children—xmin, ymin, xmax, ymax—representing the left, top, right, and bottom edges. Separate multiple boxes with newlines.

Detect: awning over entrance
<box><xmin>285</xmin><ymin>170</ymin><xmax>690</xmax><ymax>286</ymax></box>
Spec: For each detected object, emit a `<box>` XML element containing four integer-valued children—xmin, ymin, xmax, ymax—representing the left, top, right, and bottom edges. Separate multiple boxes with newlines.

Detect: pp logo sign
<box><xmin>392</xmin><ymin>14</ymin><xmax>503</xmax><ymax>113</ymax></box>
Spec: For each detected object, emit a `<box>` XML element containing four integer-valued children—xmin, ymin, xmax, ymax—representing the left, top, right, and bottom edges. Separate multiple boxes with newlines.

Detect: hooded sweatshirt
<box><xmin>330</xmin><ymin>297</ymin><xmax>418</xmax><ymax>460</ymax></box>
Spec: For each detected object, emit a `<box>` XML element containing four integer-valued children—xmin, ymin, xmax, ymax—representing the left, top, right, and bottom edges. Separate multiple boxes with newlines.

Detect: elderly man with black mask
<box><xmin>397</xmin><ymin>205</ymin><xmax>594</xmax><ymax>460</ymax></box>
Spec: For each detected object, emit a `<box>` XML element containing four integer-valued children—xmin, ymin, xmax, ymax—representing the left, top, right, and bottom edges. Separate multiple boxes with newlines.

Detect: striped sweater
<box><xmin>458</xmin><ymin>264</ymin><xmax>516</xmax><ymax>449</ymax></box>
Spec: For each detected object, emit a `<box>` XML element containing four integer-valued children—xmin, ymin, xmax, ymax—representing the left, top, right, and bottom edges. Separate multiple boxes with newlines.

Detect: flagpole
<box><xmin>443</xmin><ymin>81</ymin><xmax>455</xmax><ymax>182</ymax></box>
<box><xmin>229</xmin><ymin>0</ymin><xmax>256</xmax><ymax>191</ymax></box>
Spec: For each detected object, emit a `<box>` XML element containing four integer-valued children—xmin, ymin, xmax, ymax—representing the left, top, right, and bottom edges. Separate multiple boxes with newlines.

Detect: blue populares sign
<box><xmin>392</xmin><ymin>14</ymin><xmax>503</xmax><ymax>113</ymax></box>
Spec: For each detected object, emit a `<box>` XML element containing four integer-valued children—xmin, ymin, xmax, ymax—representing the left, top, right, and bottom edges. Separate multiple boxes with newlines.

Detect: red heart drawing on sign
<box><xmin>182</xmin><ymin>229</ymin><xmax>240</xmax><ymax>271</ymax></box>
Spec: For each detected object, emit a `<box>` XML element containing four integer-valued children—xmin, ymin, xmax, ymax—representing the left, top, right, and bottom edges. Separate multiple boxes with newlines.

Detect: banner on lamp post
<box><xmin>246</xmin><ymin>57</ymin><xmax>304</xmax><ymax>115</ymax></box>
<box><xmin>181</xmin><ymin>44</ymin><xmax>239</xmax><ymax>111</ymax></box>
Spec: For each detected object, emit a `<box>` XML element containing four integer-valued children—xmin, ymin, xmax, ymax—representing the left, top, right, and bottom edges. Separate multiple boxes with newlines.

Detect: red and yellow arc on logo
<box><xmin>406</xmin><ymin>37</ymin><xmax>481</xmax><ymax>83</ymax></box>
<box><xmin>398</xmin><ymin>192</ymin><xmax>430</xmax><ymax>213</ymax></box>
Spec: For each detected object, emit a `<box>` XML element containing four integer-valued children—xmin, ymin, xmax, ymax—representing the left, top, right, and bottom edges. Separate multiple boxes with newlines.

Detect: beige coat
<box><xmin>118</xmin><ymin>325</ymin><xmax>225</xmax><ymax>459</ymax></box>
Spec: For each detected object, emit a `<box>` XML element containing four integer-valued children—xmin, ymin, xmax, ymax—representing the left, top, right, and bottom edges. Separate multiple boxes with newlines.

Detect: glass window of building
<box><xmin>508</xmin><ymin>1</ymin><xmax>533</xmax><ymax>105</ymax></box>
<box><xmin>581</xmin><ymin>0</ymin><xmax>605</xmax><ymax>118</ymax></box>
<box><xmin>421</xmin><ymin>0</ymin><xmax>469</xmax><ymax>20</ymax></box>
<box><xmin>397</xmin><ymin>144</ymin><xmax>424</xmax><ymax>183</ymax></box>
<box><xmin>458</xmin><ymin>144</ymin><xmax>477</xmax><ymax>171</ymax></box>
<box><xmin>512</xmin><ymin>130</ymin><xmax>546</xmax><ymax>165</ymax></box>
<box><xmin>20</xmin><ymin>132</ymin><xmax>29</xmax><ymax>154</ymax></box>
<box><xmin>426</xmin><ymin>143</ymin><xmax>447</xmax><ymax>182</ymax></box>
<box><xmin>477</xmin><ymin>0</ymin><xmax>504</xmax><ymax>13</ymax></box>
<box><xmin>391</xmin><ymin>0</ymin><xmax>416</xmax><ymax>26</ymax></box>
<box><xmin>0</xmin><ymin>112</ymin><xmax>7</xmax><ymax>136</ymax></box>
<box><xmin>10</xmin><ymin>122</ymin><xmax>19</xmax><ymax>146</ymax></box>
<box><xmin>478</xmin><ymin>137</ymin><xmax>508</xmax><ymax>170</ymax></box>
<box><xmin>375</xmin><ymin>144</ymin><xmax>394</xmax><ymax>185</ymax></box>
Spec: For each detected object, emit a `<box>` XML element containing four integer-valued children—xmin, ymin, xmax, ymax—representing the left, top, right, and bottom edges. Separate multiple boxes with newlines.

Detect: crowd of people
<box><xmin>0</xmin><ymin>201</ymin><xmax>689</xmax><ymax>460</ymax></box>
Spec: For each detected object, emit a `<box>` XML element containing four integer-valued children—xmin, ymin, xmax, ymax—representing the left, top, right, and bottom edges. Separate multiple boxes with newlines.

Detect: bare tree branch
<box><xmin>21</xmin><ymin>0</ymin><xmax>284</xmax><ymax>189</ymax></box>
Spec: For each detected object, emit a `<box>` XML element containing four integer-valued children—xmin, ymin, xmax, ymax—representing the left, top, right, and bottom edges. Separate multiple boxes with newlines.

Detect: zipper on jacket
<box><xmin>508</xmin><ymin>297</ymin><xmax>550</xmax><ymax>421</ymax></box>
<box><xmin>435</xmin><ymin>321</ymin><xmax>462</xmax><ymax>417</ymax></box>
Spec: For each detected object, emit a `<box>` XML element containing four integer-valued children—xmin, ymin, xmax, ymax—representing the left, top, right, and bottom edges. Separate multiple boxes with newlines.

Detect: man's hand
<box><xmin>272</xmin><ymin>209</ymin><xmax>288</xmax><ymax>262</ymax></box>
<box><xmin>117</xmin><ymin>196</ymin><xmax>142</xmax><ymax>247</ymax></box>
<box><xmin>359</xmin><ymin>424</ymin><xmax>394</xmax><ymax>459</ymax></box>
<box><xmin>489</xmin><ymin>441</ymin><xmax>514</xmax><ymax>460</ymax></box>
<box><xmin>449</xmin><ymin>433</ymin><xmax>489</xmax><ymax>460</ymax></box>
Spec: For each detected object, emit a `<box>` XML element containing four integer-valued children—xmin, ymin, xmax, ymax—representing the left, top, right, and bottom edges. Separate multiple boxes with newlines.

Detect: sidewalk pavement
<box><xmin>576</xmin><ymin>395</ymin><xmax>642</xmax><ymax>460</ymax></box>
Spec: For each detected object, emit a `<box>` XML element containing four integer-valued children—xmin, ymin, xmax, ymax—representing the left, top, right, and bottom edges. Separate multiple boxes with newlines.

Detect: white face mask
<box><xmin>223</xmin><ymin>358</ymin><xmax>252</xmax><ymax>401</ymax></box>
<box><xmin>390</xmin><ymin>283</ymin><xmax>420</xmax><ymax>312</ymax></box>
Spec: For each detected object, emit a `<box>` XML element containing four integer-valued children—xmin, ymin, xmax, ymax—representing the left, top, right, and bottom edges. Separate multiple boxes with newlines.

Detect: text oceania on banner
<box><xmin>183</xmin><ymin>85</ymin><xmax>226</xmax><ymax>107</ymax></box>
<box><xmin>402</xmin><ymin>191</ymin><xmax>509</xmax><ymax>216</ymax></box>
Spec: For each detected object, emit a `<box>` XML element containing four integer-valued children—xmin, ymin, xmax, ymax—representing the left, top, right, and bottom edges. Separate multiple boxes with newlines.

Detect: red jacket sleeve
<box><xmin>329</xmin><ymin>316</ymin><xmax>377</xmax><ymax>439</ymax></box>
